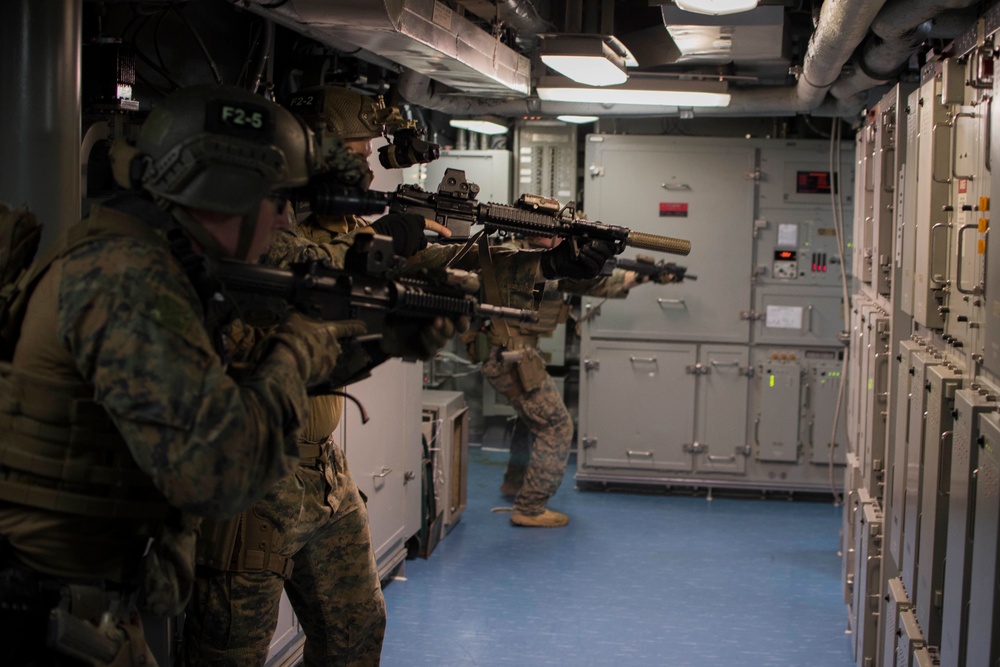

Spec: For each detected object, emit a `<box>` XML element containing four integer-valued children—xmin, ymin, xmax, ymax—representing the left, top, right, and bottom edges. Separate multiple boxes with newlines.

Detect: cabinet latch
<box><xmin>683</xmin><ymin>442</ymin><xmax>706</xmax><ymax>454</ymax></box>
<box><xmin>685</xmin><ymin>363</ymin><xmax>711</xmax><ymax>375</ymax></box>
<box><xmin>584</xmin><ymin>358</ymin><xmax>600</xmax><ymax>371</ymax></box>
<box><xmin>580</xmin><ymin>437</ymin><xmax>598</xmax><ymax>449</ymax></box>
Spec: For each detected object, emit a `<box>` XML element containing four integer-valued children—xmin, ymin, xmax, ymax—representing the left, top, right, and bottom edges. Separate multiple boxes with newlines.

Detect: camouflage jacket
<box><xmin>0</xmin><ymin>199</ymin><xmax>310</xmax><ymax>581</ymax></box>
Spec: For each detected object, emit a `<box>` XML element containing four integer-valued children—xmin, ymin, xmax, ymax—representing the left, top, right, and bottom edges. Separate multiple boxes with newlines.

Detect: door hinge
<box><xmin>685</xmin><ymin>363</ymin><xmax>711</xmax><ymax>375</ymax></box>
<box><xmin>581</xmin><ymin>437</ymin><xmax>597</xmax><ymax>449</ymax></box>
<box><xmin>589</xmin><ymin>165</ymin><xmax>605</xmax><ymax>178</ymax></box>
<box><xmin>584</xmin><ymin>358</ymin><xmax>600</xmax><ymax>371</ymax></box>
<box><xmin>740</xmin><ymin>366</ymin><xmax>756</xmax><ymax>378</ymax></box>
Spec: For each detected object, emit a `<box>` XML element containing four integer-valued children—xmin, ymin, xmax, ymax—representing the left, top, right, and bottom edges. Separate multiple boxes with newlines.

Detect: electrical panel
<box><xmin>965</xmin><ymin>412</ymin><xmax>1000</xmax><ymax>667</ymax></box>
<box><xmin>421</xmin><ymin>390</ymin><xmax>470</xmax><ymax>556</ymax></box>
<box><xmin>513</xmin><ymin>121</ymin><xmax>577</xmax><ymax>201</ymax></box>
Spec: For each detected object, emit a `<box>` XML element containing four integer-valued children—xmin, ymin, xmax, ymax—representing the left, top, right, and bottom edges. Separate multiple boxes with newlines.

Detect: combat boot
<box><xmin>509</xmin><ymin>509</ymin><xmax>569</xmax><ymax>528</ymax></box>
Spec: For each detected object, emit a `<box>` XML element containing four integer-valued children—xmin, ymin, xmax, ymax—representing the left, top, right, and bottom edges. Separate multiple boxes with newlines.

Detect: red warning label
<box><xmin>659</xmin><ymin>202</ymin><xmax>689</xmax><ymax>217</ymax></box>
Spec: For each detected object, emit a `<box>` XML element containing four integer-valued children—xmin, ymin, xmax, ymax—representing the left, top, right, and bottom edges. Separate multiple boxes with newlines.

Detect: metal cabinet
<box><xmin>939</xmin><ymin>388</ymin><xmax>997</xmax><ymax>667</ymax></box>
<box><xmin>579</xmin><ymin>340</ymin><xmax>697</xmax><ymax>472</ymax></box>
<box><xmin>582</xmin><ymin>135</ymin><xmax>755</xmax><ymax>344</ymax></box>
<box><xmin>883</xmin><ymin>577</ymin><xmax>913</xmax><ymax>667</ymax></box>
<box><xmin>852</xmin><ymin>500</ymin><xmax>882</xmax><ymax>667</ymax></box>
<box><xmin>915</xmin><ymin>364</ymin><xmax>962</xmax><ymax>647</ymax></box>
<box><xmin>343</xmin><ymin>359</ymin><xmax>423</xmax><ymax>580</ymax></box>
<box><xmin>965</xmin><ymin>412</ymin><xmax>1000</xmax><ymax>667</ymax></box>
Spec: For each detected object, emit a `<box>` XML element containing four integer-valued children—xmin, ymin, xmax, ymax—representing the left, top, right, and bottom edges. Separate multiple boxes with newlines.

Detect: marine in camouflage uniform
<box><xmin>481</xmin><ymin>237</ymin><xmax>640</xmax><ymax>528</ymax></box>
<box><xmin>183</xmin><ymin>86</ymin><xmax>461</xmax><ymax>667</ymax></box>
<box><xmin>183</xmin><ymin>210</ymin><xmax>389</xmax><ymax>667</ymax></box>
<box><xmin>0</xmin><ymin>85</ymin><xmax>333</xmax><ymax>666</ymax></box>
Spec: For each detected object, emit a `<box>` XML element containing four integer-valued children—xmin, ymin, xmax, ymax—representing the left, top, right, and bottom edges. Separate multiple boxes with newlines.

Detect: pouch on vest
<box><xmin>514</xmin><ymin>348</ymin><xmax>548</xmax><ymax>393</ymax></box>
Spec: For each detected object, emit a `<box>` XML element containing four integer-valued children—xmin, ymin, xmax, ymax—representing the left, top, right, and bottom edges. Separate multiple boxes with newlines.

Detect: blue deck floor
<box><xmin>380</xmin><ymin>447</ymin><xmax>855</xmax><ymax>666</ymax></box>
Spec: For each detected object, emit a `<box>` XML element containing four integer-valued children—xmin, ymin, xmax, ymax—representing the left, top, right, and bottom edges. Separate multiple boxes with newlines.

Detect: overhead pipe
<box><xmin>399</xmin><ymin>0</ymin><xmax>887</xmax><ymax>118</ymax></box>
<box><xmin>830</xmin><ymin>0</ymin><xmax>980</xmax><ymax>101</ymax></box>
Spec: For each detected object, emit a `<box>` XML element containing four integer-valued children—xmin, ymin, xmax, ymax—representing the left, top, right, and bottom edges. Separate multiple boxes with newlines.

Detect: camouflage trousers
<box><xmin>481</xmin><ymin>348</ymin><xmax>574</xmax><ymax>515</ymax></box>
<box><xmin>182</xmin><ymin>445</ymin><xmax>385</xmax><ymax>667</ymax></box>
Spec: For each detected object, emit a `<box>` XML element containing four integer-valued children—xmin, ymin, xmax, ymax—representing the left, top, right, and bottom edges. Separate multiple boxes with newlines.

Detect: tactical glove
<box><xmin>379</xmin><ymin>315</ymin><xmax>466</xmax><ymax>361</ymax></box>
<box><xmin>268</xmin><ymin>311</ymin><xmax>367</xmax><ymax>388</ymax></box>
<box><xmin>540</xmin><ymin>238</ymin><xmax>616</xmax><ymax>280</ymax></box>
<box><xmin>367</xmin><ymin>213</ymin><xmax>428</xmax><ymax>258</ymax></box>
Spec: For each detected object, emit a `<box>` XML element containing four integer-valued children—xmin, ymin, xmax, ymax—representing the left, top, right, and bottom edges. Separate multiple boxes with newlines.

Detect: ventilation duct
<box><xmin>240</xmin><ymin>0</ymin><xmax>532</xmax><ymax>96</ymax></box>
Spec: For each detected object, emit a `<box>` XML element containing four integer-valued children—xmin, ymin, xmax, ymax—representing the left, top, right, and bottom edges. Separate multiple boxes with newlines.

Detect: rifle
<box><xmin>211</xmin><ymin>234</ymin><xmax>537</xmax><ymax>346</ymax></box>
<box><xmin>607</xmin><ymin>254</ymin><xmax>697</xmax><ymax>282</ymax></box>
<box><xmin>385</xmin><ymin>168</ymin><xmax>692</xmax><ymax>257</ymax></box>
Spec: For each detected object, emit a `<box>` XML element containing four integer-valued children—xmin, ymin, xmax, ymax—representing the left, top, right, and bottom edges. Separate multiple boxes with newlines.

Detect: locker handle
<box><xmin>629</xmin><ymin>356</ymin><xmax>658</xmax><ymax>364</ymax></box>
<box><xmin>929</xmin><ymin>222</ymin><xmax>953</xmax><ymax>286</ymax></box>
<box><xmin>707</xmin><ymin>454</ymin><xmax>737</xmax><ymax>463</ymax></box>
<box><xmin>881</xmin><ymin>146</ymin><xmax>896</xmax><ymax>193</ymax></box>
<box><xmin>955</xmin><ymin>223</ymin><xmax>981</xmax><ymax>295</ymax></box>
<box><xmin>657</xmin><ymin>298</ymin><xmax>687</xmax><ymax>307</ymax></box>
<box><xmin>939</xmin><ymin>431</ymin><xmax>953</xmax><ymax>495</ymax></box>
<box><xmin>627</xmin><ymin>450</ymin><xmax>653</xmax><ymax>457</ymax></box>
<box><xmin>803</xmin><ymin>304</ymin><xmax>814</xmax><ymax>333</ymax></box>
<box><xmin>951</xmin><ymin>111</ymin><xmax>977</xmax><ymax>181</ymax></box>
<box><xmin>753</xmin><ymin>415</ymin><xmax>761</xmax><ymax>447</ymax></box>
<box><xmin>931</xmin><ymin>120</ymin><xmax>953</xmax><ymax>185</ymax></box>
<box><xmin>808</xmin><ymin>418</ymin><xmax>815</xmax><ymax>446</ymax></box>
<box><xmin>709</xmin><ymin>360</ymin><xmax>740</xmax><ymax>367</ymax></box>
<box><xmin>372</xmin><ymin>467</ymin><xmax>392</xmax><ymax>479</ymax></box>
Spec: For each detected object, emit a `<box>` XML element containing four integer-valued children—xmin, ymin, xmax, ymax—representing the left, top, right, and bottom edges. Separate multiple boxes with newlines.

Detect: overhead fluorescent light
<box><xmin>557</xmin><ymin>115</ymin><xmax>600</xmax><ymax>124</ymax></box>
<box><xmin>540</xmin><ymin>35</ymin><xmax>628</xmax><ymax>87</ymax></box>
<box><xmin>449</xmin><ymin>118</ymin><xmax>509</xmax><ymax>135</ymax></box>
<box><xmin>537</xmin><ymin>76</ymin><xmax>731</xmax><ymax>108</ymax></box>
<box><xmin>674</xmin><ymin>0</ymin><xmax>759</xmax><ymax>16</ymax></box>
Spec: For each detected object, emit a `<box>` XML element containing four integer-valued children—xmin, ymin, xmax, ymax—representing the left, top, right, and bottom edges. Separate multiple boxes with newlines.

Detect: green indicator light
<box><xmin>769</xmin><ymin>375</ymin><xmax>775</xmax><ymax>388</ymax></box>
<box><xmin>868</xmin><ymin>378</ymin><xmax>874</xmax><ymax>391</ymax></box>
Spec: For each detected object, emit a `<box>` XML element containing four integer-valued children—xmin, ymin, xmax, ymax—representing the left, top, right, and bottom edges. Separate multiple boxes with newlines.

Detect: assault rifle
<box><xmin>606</xmin><ymin>254</ymin><xmax>697</xmax><ymax>283</ymax></box>
<box><xmin>384</xmin><ymin>168</ymin><xmax>692</xmax><ymax>257</ymax></box>
<box><xmin>211</xmin><ymin>234</ymin><xmax>537</xmax><ymax>349</ymax></box>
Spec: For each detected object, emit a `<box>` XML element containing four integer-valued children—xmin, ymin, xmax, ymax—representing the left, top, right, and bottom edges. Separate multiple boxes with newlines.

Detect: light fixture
<box><xmin>674</xmin><ymin>0</ymin><xmax>759</xmax><ymax>16</ymax></box>
<box><xmin>448</xmin><ymin>118</ymin><xmax>509</xmax><ymax>135</ymax></box>
<box><xmin>537</xmin><ymin>76</ymin><xmax>731</xmax><ymax>108</ymax></box>
<box><xmin>557</xmin><ymin>115</ymin><xmax>600</xmax><ymax>124</ymax></box>
<box><xmin>540</xmin><ymin>35</ymin><xmax>628</xmax><ymax>87</ymax></box>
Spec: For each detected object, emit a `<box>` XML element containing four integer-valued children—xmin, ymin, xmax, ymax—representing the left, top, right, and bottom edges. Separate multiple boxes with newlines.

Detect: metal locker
<box><xmin>940</xmin><ymin>388</ymin><xmax>997</xmax><ymax>667</ymax></box>
<box><xmin>890</xmin><ymin>339</ymin><xmax>925</xmax><ymax>567</ymax></box>
<box><xmin>872</xmin><ymin>84</ymin><xmax>913</xmax><ymax>297</ymax></box>
<box><xmin>852</xmin><ymin>499</ymin><xmax>883</xmax><ymax>667</ymax></box>
<box><xmin>843</xmin><ymin>453</ymin><xmax>862</xmax><ymax>610</ymax></box>
<box><xmin>582</xmin><ymin>135</ymin><xmax>755</xmax><ymax>343</ymax></box>
<box><xmin>901</xmin><ymin>349</ymin><xmax>945</xmax><ymax>600</ymax></box>
<box><xmin>899</xmin><ymin>87</ymin><xmax>920</xmax><ymax>317</ymax></box>
<box><xmin>857</xmin><ymin>113</ymin><xmax>877</xmax><ymax>286</ymax></box>
<box><xmin>913</xmin><ymin>646</ymin><xmax>941</xmax><ymax>667</ymax></box>
<box><xmin>862</xmin><ymin>308</ymin><xmax>891</xmax><ymax>501</ymax></box>
<box><xmin>693</xmin><ymin>345</ymin><xmax>750</xmax><ymax>475</ymax></box>
<box><xmin>884</xmin><ymin>577</ymin><xmax>913</xmax><ymax>667</ymax></box>
<box><xmin>985</xmin><ymin>50</ymin><xmax>1000</xmax><ymax>374</ymax></box>
<box><xmin>915</xmin><ymin>363</ymin><xmax>962</xmax><ymax>647</ymax></box>
<box><xmin>964</xmin><ymin>412</ymin><xmax>1000</xmax><ymax>667</ymax></box>
<box><xmin>578</xmin><ymin>340</ymin><xmax>697</xmax><ymax>472</ymax></box>
<box><xmin>754</xmin><ymin>361</ymin><xmax>802</xmax><ymax>463</ymax></box>
<box><xmin>808</xmin><ymin>358</ymin><xmax>848</xmax><ymax>466</ymax></box>
<box><xmin>897</xmin><ymin>608</ymin><xmax>926</xmax><ymax>667</ymax></box>
<box><xmin>343</xmin><ymin>359</ymin><xmax>424</xmax><ymax>581</ymax></box>
<box><xmin>913</xmin><ymin>74</ymin><xmax>951</xmax><ymax>330</ymax></box>
<box><xmin>856</xmin><ymin>303</ymin><xmax>877</xmax><ymax>482</ymax></box>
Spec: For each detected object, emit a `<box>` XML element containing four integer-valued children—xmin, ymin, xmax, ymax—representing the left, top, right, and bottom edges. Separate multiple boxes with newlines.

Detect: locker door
<box><xmin>754</xmin><ymin>361</ymin><xmax>802</xmax><ymax>463</ymax></box>
<box><xmin>582</xmin><ymin>135</ymin><xmax>755</xmax><ymax>343</ymax></box>
<box><xmin>809</xmin><ymin>359</ymin><xmax>848</xmax><ymax>466</ymax></box>
<box><xmin>940</xmin><ymin>388</ymin><xmax>995</xmax><ymax>667</ymax></box>
<box><xmin>889</xmin><ymin>340</ymin><xmax>924</xmax><ymax>568</ymax></box>
<box><xmin>579</xmin><ymin>340</ymin><xmax>696</xmax><ymax>472</ymax></box>
<box><xmin>965</xmin><ymin>413</ymin><xmax>1000</xmax><ymax>667</ymax></box>
<box><xmin>694</xmin><ymin>345</ymin><xmax>750</xmax><ymax>474</ymax></box>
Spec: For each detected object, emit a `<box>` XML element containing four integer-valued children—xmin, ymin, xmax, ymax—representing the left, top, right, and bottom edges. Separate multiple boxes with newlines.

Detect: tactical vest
<box><xmin>0</xmin><ymin>202</ymin><xmax>189</xmax><ymax>523</ymax></box>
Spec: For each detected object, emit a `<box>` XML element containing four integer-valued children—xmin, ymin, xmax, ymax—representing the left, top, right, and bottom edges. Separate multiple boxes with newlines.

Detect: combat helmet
<box><xmin>286</xmin><ymin>86</ymin><xmax>383</xmax><ymax>141</ymax></box>
<box><xmin>137</xmin><ymin>84</ymin><xmax>318</xmax><ymax>217</ymax></box>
